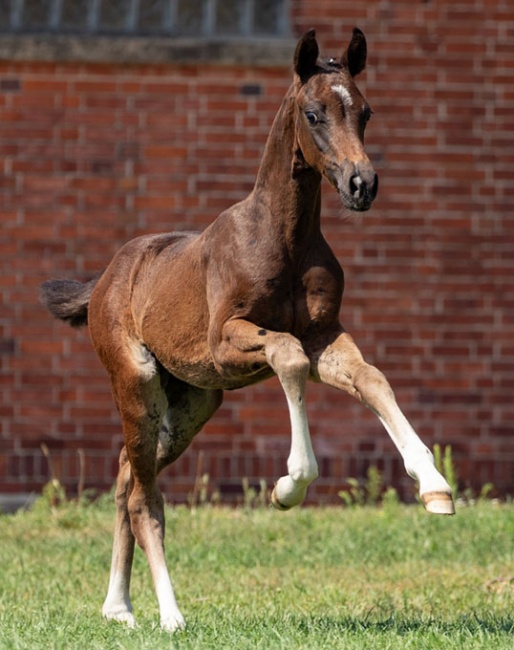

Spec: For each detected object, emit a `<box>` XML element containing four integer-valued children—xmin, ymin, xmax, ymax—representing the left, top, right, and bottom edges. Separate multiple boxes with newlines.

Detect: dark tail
<box><xmin>40</xmin><ymin>276</ymin><xmax>100</xmax><ymax>328</ymax></box>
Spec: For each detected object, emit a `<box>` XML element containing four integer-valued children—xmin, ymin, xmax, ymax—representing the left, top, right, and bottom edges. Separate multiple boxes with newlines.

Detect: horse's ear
<box><xmin>294</xmin><ymin>29</ymin><xmax>319</xmax><ymax>84</ymax></box>
<box><xmin>342</xmin><ymin>27</ymin><xmax>367</xmax><ymax>77</ymax></box>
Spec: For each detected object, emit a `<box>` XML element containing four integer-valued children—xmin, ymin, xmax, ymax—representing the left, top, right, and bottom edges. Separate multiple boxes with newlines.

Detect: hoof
<box><xmin>422</xmin><ymin>491</ymin><xmax>455</xmax><ymax>515</ymax></box>
<box><xmin>161</xmin><ymin>613</ymin><xmax>186</xmax><ymax>633</ymax></box>
<box><xmin>102</xmin><ymin>608</ymin><xmax>136</xmax><ymax>628</ymax></box>
<box><xmin>270</xmin><ymin>486</ymin><xmax>291</xmax><ymax>511</ymax></box>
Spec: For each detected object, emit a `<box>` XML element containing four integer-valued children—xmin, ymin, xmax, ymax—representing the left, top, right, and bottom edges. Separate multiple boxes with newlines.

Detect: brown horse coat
<box><xmin>41</xmin><ymin>29</ymin><xmax>453</xmax><ymax>632</ymax></box>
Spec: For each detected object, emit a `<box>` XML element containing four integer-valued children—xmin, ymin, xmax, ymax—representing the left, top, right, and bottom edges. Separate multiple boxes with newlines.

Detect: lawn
<box><xmin>1</xmin><ymin>496</ymin><xmax>513</xmax><ymax>649</ymax></box>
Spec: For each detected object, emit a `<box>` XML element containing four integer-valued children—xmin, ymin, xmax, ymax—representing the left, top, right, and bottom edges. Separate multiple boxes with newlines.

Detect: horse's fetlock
<box><xmin>289</xmin><ymin>463</ymin><xmax>319</xmax><ymax>485</ymax></box>
<box><xmin>404</xmin><ymin>446</ymin><xmax>435</xmax><ymax>478</ymax></box>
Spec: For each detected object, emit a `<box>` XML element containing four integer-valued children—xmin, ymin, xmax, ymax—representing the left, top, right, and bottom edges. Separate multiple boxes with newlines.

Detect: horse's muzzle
<box><xmin>327</xmin><ymin>162</ymin><xmax>379</xmax><ymax>212</ymax></box>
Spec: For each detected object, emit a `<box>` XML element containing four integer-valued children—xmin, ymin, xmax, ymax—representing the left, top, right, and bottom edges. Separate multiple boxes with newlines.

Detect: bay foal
<box><xmin>41</xmin><ymin>29</ymin><xmax>455</xmax><ymax>632</ymax></box>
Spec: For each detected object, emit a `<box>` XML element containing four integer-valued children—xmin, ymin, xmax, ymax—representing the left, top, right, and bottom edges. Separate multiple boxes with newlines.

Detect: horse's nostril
<box><xmin>349</xmin><ymin>174</ymin><xmax>363</xmax><ymax>197</ymax></box>
<box><xmin>371</xmin><ymin>173</ymin><xmax>379</xmax><ymax>199</ymax></box>
<box><xmin>348</xmin><ymin>172</ymin><xmax>378</xmax><ymax>203</ymax></box>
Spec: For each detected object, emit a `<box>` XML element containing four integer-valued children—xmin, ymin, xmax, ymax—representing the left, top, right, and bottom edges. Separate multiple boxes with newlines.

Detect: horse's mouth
<box><xmin>338</xmin><ymin>189</ymin><xmax>374</xmax><ymax>212</ymax></box>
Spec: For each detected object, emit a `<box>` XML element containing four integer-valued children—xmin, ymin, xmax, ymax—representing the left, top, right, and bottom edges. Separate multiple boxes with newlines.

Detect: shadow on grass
<box><xmin>291</xmin><ymin>614</ymin><xmax>514</xmax><ymax>636</ymax></box>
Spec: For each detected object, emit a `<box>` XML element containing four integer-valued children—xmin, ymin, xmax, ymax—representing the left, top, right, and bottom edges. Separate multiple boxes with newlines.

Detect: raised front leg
<box><xmin>213</xmin><ymin>319</ymin><xmax>318</xmax><ymax>509</ymax></box>
<box><xmin>268</xmin><ymin>337</ymin><xmax>318</xmax><ymax>510</ymax></box>
<box><xmin>309</xmin><ymin>330</ymin><xmax>455</xmax><ymax>515</ymax></box>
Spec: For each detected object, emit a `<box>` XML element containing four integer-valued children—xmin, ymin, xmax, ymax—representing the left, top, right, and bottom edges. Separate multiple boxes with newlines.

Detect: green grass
<box><xmin>1</xmin><ymin>497</ymin><xmax>514</xmax><ymax>649</ymax></box>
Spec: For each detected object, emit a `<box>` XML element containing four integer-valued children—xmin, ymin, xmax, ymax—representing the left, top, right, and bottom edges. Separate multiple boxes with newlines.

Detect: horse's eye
<box><xmin>305</xmin><ymin>112</ymin><xmax>318</xmax><ymax>126</ymax></box>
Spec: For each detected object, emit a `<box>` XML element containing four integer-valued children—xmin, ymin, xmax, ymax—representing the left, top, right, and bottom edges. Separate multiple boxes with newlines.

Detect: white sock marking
<box><xmin>156</xmin><ymin>567</ymin><xmax>186</xmax><ymax>631</ymax></box>
<box><xmin>378</xmin><ymin>415</ymin><xmax>451</xmax><ymax>496</ymax></box>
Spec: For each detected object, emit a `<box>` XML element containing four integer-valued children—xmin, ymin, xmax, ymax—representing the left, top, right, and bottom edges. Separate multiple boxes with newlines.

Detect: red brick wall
<box><xmin>1</xmin><ymin>0</ymin><xmax>514</xmax><ymax>504</ymax></box>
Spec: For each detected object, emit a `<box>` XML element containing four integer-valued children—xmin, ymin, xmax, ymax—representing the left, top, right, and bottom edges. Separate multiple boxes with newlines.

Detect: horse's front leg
<box><xmin>213</xmin><ymin>319</ymin><xmax>318</xmax><ymax>509</ymax></box>
<box><xmin>268</xmin><ymin>338</ymin><xmax>318</xmax><ymax>510</ymax></box>
<box><xmin>309</xmin><ymin>330</ymin><xmax>455</xmax><ymax>515</ymax></box>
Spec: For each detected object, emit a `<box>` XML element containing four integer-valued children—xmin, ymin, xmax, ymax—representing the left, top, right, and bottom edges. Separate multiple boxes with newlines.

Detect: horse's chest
<box><xmin>294</xmin><ymin>264</ymin><xmax>344</xmax><ymax>333</ymax></box>
<box><xmin>250</xmin><ymin>278</ymin><xmax>295</xmax><ymax>331</ymax></box>
<box><xmin>250</xmin><ymin>273</ymin><xmax>342</xmax><ymax>335</ymax></box>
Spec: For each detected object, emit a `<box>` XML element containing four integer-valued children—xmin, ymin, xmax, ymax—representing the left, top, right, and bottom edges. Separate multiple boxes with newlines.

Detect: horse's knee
<box><xmin>283</xmin><ymin>352</ymin><xmax>311</xmax><ymax>379</ymax></box>
<box><xmin>267</xmin><ymin>338</ymin><xmax>310</xmax><ymax>385</ymax></box>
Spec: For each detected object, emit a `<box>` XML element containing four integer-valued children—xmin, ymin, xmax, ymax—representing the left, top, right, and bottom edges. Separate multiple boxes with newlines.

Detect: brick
<box><xmin>2</xmin><ymin>0</ymin><xmax>514</xmax><ymax>501</ymax></box>
<box><xmin>143</xmin><ymin>145</ymin><xmax>188</xmax><ymax>159</ymax></box>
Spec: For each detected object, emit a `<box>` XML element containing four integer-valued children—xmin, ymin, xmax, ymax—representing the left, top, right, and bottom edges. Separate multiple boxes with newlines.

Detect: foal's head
<box><xmin>293</xmin><ymin>29</ymin><xmax>378</xmax><ymax>212</ymax></box>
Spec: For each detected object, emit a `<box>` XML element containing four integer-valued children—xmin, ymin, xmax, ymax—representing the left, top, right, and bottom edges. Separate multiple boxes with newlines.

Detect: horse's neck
<box><xmin>250</xmin><ymin>88</ymin><xmax>322</xmax><ymax>246</ymax></box>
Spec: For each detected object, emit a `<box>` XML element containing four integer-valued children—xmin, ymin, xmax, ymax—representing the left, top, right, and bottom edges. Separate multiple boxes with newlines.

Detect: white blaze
<box><xmin>331</xmin><ymin>84</ymin><xmax>353</xmax><ymax>108</ymax></box>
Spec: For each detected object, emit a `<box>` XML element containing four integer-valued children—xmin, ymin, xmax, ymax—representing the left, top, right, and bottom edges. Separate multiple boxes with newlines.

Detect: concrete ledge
<box><xmin>0</xmin><ymin>34</ymin><xmax>296</xmax><ymax>67</ymax></box>
<box><xmin>0</xmin><ymin>493</ymin><xmax>36</xmax><ymax>514</ymax></box>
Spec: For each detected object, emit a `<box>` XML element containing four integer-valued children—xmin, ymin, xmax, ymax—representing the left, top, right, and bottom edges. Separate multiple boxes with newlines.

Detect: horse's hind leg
<box><xmin>97</xmin><ymin>347</ymin><xmax>187</xmax><ymax>631</ymax></box>
<box><xmin>102</xmin><ymin>446</ymin><xmax>136</xmax><ymax>627</ymax></box>
<box><xmin>310</xmin><ymin>330</ymin><xmax>455</xmax><ymax>514</ymax></box>
<box><xmin>102</xmin><ymin>362</ymin><xmax>222</xmax><ymax>631</ymax></box>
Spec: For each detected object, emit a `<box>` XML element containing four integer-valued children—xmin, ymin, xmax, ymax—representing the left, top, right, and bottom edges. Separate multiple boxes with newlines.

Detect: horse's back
<box><xmin>89</xmin><ymin>231</ymin><xmax>200</xmax><ymax>311</ymax></box>
<box><xmin>88</xmin><ymin>231</ymin><xmax>208</xmax><ymax>365</ymax></box>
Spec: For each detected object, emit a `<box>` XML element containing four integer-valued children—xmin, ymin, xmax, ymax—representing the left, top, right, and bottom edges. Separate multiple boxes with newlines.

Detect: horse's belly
<box><xmin>161</xmin><ymin>355</ymin><xmax>273</xmax><ymax>391</ymax></box>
